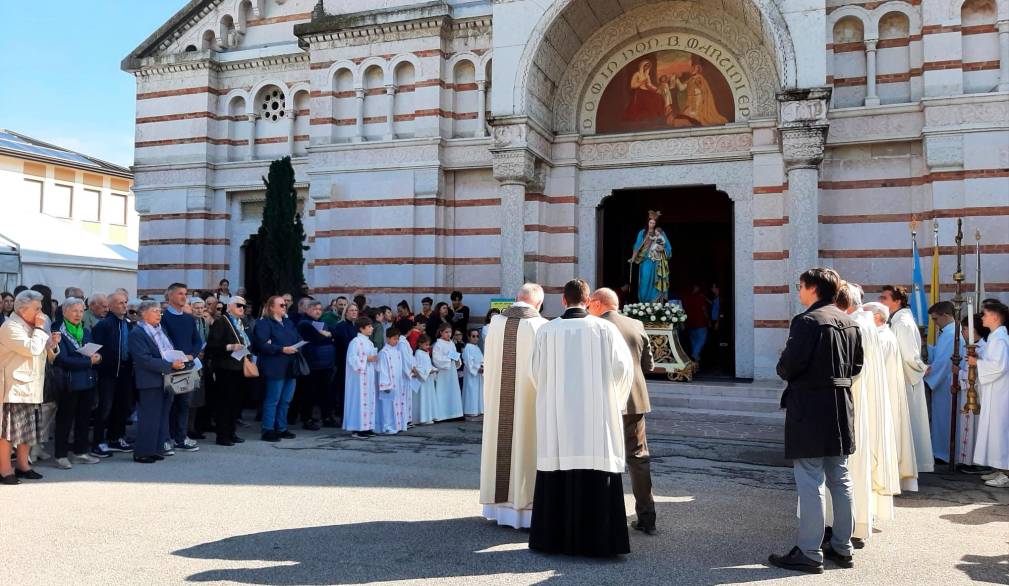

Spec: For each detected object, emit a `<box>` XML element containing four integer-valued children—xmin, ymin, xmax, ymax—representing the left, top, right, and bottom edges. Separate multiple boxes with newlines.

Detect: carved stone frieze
<box><xmin>580</xmin><ymin>133</ymin><xmax>753</xmax><ymax>164</ymax></box>
<box><xmin>780</xmin><ymin>126</ymin><xmax>829</xmax><ymax>170</ymax></box>
<box><xmin>778</xmin><ymin>88</ymin><xmax>831</xmax><ymax>170</ymax></box>
<box><xmin>491</xmin><ymin>149</ymin><xmax>537</xmax><ymax>185</ymax></box>
<box><xmin>924</xmin><ymin>101</ymin><xmax>1009</xmax><ymax>128</ymax></box>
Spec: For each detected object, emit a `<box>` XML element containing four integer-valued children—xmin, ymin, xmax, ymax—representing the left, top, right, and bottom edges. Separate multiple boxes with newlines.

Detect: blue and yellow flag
<box><xmin>927</xmin><ymin>223</ymin><xmax>940</xmax><ymax>345</ymax></box>
<box><xmin>909</xmin><ymin>228</ymin><xmax>928</xmax><ymax>327</ymax></box>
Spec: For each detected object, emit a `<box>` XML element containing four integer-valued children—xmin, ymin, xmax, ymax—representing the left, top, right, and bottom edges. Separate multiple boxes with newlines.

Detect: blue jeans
<box><xmin>688</xmin><ymin>327</ymin><xmax>708</xmax><ymax>361</ymax></box>
<box><xmin>137</xmin><ymin>387</ymin><xmax>173</xmax><ymax>457</ymax></box>
<box><xmin>166</xmin><ymin>392</ymin><xmax>191</xmax><ymax>446</ymax></box>
<box><xmin>794</xmin><ymin>456</ymin><xmax>854</xmax><ymax>562</ymax></box>
<box><xmin>262</xmin><ymin>378</ymin><xmax>297</xmax><ymax>433</ymax></box>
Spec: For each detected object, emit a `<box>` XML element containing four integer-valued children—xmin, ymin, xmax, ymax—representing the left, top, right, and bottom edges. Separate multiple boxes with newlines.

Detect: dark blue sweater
<box><xmin>54</xmin><ymin>328</ymin><xmax>98</xmax><ymax>391</ymax></box>
<box><xmin>160</xmin><ymin>308</ymin><xmax>204</xmax><ymax>357</ymax></box>
<box><xmin>253</xmin><ymin>316</ymin><xmax>303</xmax><ymax>379</ymax></box>
<box><xmin>296</xmin><ymin>316</ymin><xmax>336</xmax><ymax>370</ymax></box>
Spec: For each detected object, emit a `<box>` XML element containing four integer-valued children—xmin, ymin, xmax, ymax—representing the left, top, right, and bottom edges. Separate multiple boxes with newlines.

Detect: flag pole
<box><xmin>910</xmin><ymin>221</ymin><xmax>928</xmax><ymax>362</ymax></box>
<box><xmin>949</xmin><ymin>218</ymin><xmax>965</xmax><ymax>474</ymax></box>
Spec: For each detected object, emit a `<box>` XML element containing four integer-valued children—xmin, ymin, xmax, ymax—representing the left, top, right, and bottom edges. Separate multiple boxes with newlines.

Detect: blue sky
<box><xmin>0</xmin><ymin>1</ymin><xmax>187</xmax><ymax>167</ymax></box>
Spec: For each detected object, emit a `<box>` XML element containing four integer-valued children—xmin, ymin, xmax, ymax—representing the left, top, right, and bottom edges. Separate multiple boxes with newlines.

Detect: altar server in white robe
<box><xmin>411</xmin><ymin>336</ymin><xmax>437</xmax><ymax>425</ymax></box>
<box><xmin>431</xmin><ymin>323</ymin><xmax>464</xmax><ymax>421</ymax></box>
<box><xmin>376</xmin><ymin>328</ymin><xmax>406</xmax><ymax>435</ymax></box>
<box><xmin>343</xmin><ymin>317</ymin><xmax>378</xmax><ymax>439</ymax></box>
<box><xmin>925</xmin><ymin>302</ymin><xmax>963</xmax><ymax>464</ymax></box>
<box><xmin>866</xmin><ymin>302</ymin><xmax>919</xmax><ymax>491</ymax></box>
<box><xmin>528</xmin><ymin>279</ymin><xmax>633</xmax><ymax>557</ymax></box>
<box><xmin>829</xmin><ymin>285</ymin><xmax>900</xmax><ymax>543</ymax></box>
<box><xmin>955</xmin><ymin>315</ymin><xmax>989</xmax><ymax>467</ymax></box>
<box><xmin>479</xmin><ymin>284</ymin><xmax>547</xmax><ymax>529</ymax></box>
<box><xmin>970</xmin><ymin>302</ymin><xmax>1009</xmax><ymax>487</ymax></box>
<box><xmin>462</xmin><ymin>329</ymin><xmax>484</xmax><ymax>418</ymax></box>
<box><xmin>880</xmin><ymin>286</ymin><xmax>934</xmax><ymax>472</ymax></box>
<box><xmin>397</xmin><ymin>332</ymin><xmax>415</xmax><ymax>430</ymax></box>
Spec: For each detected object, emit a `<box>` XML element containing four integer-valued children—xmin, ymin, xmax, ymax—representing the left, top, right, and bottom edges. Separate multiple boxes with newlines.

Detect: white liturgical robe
<box><xmin>530</xmin><ymin>315</ymin><xmax>633</xmax><ymax>474</ymax></box>
<box><xmin>480</xmin><ymin>304</ymin><xmax>547</xmax><ymax>529</ymax></box>
<box><xmin>973</xmin><ymin>326</ymin><xmax>1009</xmax><ymax>470</ymax></box>
<box><xmin>878</xmin><ymin>325</ymin><xmax>919</xmax><ymax>491</ymax></box>
<box><xmin>889</xmin><ymin>307</ymin><xmax>934</xmax><ymax>472</ymax></box>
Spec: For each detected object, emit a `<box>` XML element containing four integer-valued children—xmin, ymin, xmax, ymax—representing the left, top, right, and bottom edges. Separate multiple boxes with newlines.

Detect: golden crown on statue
<box><xmin>647</xmin><ymin>210</ymin><xmax>662</xmax><ymax>221</ymax></box>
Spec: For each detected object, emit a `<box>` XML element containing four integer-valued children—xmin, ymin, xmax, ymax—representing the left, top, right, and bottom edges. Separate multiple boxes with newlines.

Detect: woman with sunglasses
<box><xmin>207</xmin><ymin>296</ymin><xmax>254</xmax><ymax>446</ymax></box>
<box><xmin>252</xmin><ymin>295</ymin><xmax>304</xmax><ymax>442</ymax></box>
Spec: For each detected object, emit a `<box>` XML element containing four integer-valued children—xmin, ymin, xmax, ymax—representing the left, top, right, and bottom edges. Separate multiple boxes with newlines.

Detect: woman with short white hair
<box><xmin>0</xmin><ymin>290</ymin><xmax>52</xmax><ymax>484</ymax></box>
<box><xmin>52</xmin><ymin>297</ymin><xmax>102</xmax><ymax>469</ymax></box>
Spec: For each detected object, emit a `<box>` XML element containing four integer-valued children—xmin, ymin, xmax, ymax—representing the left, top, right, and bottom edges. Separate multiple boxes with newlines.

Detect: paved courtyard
<box><xmin>2</xmin><ymin>420</ymin><xmax>1006</xmax><ymax>585</ymax></box>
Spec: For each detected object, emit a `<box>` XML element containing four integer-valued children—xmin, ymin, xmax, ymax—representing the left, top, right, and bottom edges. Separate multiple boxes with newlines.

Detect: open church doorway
<box><xmin>597</xmin><ymin>185</ymin><xmax>734</xmax><ymax>378</ymax></box>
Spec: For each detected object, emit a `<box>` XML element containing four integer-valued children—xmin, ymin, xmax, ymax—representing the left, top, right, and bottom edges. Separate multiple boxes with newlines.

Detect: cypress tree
<box><xmin>255</xmin><ymin>156</ymin><xmax>307</xmax><ymax>300</ymax></box>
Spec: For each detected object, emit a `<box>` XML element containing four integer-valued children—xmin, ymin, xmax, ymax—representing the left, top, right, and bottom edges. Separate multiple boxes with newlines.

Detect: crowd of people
<box><xmin>1</xmin><ymin>271</ymin><xmax>1006</xmax><ymax>570</ymax></box>
<box><xmin>768</xmin><ymin>269</ymin><xmax>1009</xmax><ymax>573</ymax></box>
<box><xmin>0</xmin><ymin>280</ymin><xmax>489</xmax><ymax>480</ymax></box>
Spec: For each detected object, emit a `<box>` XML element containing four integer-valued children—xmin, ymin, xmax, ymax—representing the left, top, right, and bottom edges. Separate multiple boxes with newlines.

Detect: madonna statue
<box><xmin>629</xmin><ymin>210</ymin><xmax>672</xmax><ymax>303</ymax></box>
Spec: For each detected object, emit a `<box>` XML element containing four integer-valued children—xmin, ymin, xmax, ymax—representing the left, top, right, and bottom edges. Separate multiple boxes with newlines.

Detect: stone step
<box><xmin>648</xmin><ymin>379</ymin><xmax>783</xmax><ymax>400</ymax></box>
<box><xmin>650</xmin><ymin>393</ymin><xmax>783</xmax><ymax>413</ymax></box>
<box><xmin>648</xmin><ymin>406</ymin><xmax>785</xmax><ymax>426</ymax></box>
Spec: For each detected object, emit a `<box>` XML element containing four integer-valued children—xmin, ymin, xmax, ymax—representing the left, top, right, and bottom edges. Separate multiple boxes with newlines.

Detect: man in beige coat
<box><xmin>0</xmin><ymin>290</ymin><xmax>53</xmax><ymax>484</ymax></box>
<box><xmin>590</xmin><ymin>287</ymin><xmax>657</xmax><ymax>533</ymax></box>
<box><xmin>479</xmin><ymin>283</ymin><xmax>548</xmax><ymax>528</ymax></box>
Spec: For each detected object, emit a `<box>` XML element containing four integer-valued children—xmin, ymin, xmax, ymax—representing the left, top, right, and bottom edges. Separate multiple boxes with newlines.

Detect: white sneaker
<box><xmin>984</xmin><ymin>473</ymin><xmax>1009</xmax><ymax>488</ymax></box>
<box><xmin>70</xmin><ymin>453</ymin><xmax>100</xmax><ymax>465</ymax></box>
<box><xmin>981</xmin><ymin>471</ymin><xmax>1001</xmax><ymax>481</ymax></box>
<box><xmin>31</xmin><ymin>445</ymin><xmax>52</xmax><ymax>462</ymax></box>
<box><xmin>183</xmin><ymin>437</ymin><xmax>198</xmax><ymax>448</ymax></box>
<box><xmin>55</xmin><ymin>457</ymin><xmax>73</xmax><ymax>470</ymax></box>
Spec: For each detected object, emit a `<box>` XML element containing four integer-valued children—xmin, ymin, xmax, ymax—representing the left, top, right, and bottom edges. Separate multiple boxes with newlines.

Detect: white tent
<box><xmin>0</xmin><ymin>214</ymin><xmax>136</xmax><ymax>297</ymax></box>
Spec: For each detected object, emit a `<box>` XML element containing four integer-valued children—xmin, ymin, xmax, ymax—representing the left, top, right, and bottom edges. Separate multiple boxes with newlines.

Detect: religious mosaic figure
<box><xmin>622</xmin><ymin>61</ymin><xmax>666</xmax><ymax>125</ymax></box>
<box><xmin>629</xmin><ymin>210</ymin><xmax>672</xmax><ymax>303</ymax></box>
<box><xmin>669</xmin><ymin>56</ymin><xmax>728</xmax><ymax>127</ymax></box>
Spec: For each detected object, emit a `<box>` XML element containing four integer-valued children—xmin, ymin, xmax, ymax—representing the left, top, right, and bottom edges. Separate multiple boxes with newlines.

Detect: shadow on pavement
<box><xmin>955</xmin><ymin>551</ymin><xmax>1009</xmax><ymax>584</ymax></box>
<box><xmin>940</xmin><ymin>503</ymin><xmax>1009</xmax><ymax>526</ymax></box>
<box><xmin>173</xmin><ymin>505</ymin><xmax>802</xmax><ymax>585</ymax></box>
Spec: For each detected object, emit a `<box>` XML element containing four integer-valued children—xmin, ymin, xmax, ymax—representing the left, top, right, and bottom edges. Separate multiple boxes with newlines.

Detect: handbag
<box><xmin>163</xmin><ymin>368</ymin><xmax>200</xmax><ymax>395</ymax></box>
<box><xmin>224</xmin><ymin>316</ymin><xmax>259</xmax><ymax>378</ymax></box>
<box><xmin>289</xmin><ymin>351</ymin><xmax>310</xmax><ymax>378</ymax></box>
<box><xmin>43</xmin><ymin>362</ymin><xmax>68</xmax><ymax>403</ymax></box>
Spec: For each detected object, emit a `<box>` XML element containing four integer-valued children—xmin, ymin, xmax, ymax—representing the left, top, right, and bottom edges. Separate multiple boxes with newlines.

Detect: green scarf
<box><xmin>64</xmin><ymin>320</ymin><xmax>84</xmax><ymax>345</ymax></box>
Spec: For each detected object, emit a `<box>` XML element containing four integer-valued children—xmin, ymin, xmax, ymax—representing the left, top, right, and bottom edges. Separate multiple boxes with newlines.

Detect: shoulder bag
<box><xmin>224</xmin><ymin>316</ymin><xmax>259</xmax><ymax>378</ymax></box>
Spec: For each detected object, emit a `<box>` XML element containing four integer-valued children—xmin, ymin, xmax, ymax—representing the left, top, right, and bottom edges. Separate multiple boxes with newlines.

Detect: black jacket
<box><xmin>777</xmin><ymin>300</ymin><xmax>864</xmax><ymax>460</ymax></box>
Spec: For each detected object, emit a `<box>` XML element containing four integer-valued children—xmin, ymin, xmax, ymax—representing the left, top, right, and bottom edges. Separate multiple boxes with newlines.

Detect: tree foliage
<box><xmin>255</xmin><ymin>156</ymin><xmax>307</xmax><ymax>299</ymax></box>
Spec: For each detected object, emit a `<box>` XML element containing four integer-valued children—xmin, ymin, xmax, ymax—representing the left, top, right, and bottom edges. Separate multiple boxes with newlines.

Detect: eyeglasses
<box><xmin>794</xmin><ymin>283</ymin><xmax>802</xmax><ymax>291</ymax></box>
<box><xmin>234</xmin><ymin>304</ymin><xmax>247</xmax><ymax>309</ymax></box>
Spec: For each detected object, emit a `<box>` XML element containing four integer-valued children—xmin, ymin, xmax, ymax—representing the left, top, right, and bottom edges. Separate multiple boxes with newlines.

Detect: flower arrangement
<box><xmin>621</xmin><ymin>302</ymin><xmax>687</xmax><ymax>329</ymax></box>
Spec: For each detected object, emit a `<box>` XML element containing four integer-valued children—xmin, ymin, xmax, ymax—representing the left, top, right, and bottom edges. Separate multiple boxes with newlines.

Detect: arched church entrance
<box><xmin>597</xmin><ymin>186</ymin><xmax>735</xmax><ymax>377</ymax></box>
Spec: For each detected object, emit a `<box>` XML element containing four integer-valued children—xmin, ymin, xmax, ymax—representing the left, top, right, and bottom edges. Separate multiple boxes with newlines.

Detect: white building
<box><xmin>0</xmin><ymin>130</ymin><xmax>138</xmax><ymax>296</ymax></box>
<box><xmin>124</xmin><ymin>0</ymin><xmax>1009</xmax><ymax>379</ymax></box>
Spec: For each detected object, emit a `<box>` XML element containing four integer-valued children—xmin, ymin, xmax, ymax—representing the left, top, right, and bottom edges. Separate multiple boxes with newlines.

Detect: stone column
<box><xmin>778</xmin><ymin>88</ymin><xmax>831</xmax><ymax>311</ymax></box>
<box><xmin>285</xmin><ymin>108</ymin><xmax>296</xmax><ymax>155</ymax></box>
<box><xmin>353</xmin><ymin>88</ymin><xmax>365</xmax><ymax>143</ymax></box>
<box><xmin>476</xmin><ymin>81</ymin><xmax>488</xmax><ymax>138</ymax></box>
<box><xmin>245</xmin><ymin>113</ymin><xmax>257</xmax><ymax>161</ymax></box>
<box><xmin>998</xmin><ymin>20</ymin><xmax>1009</xmax><ymax>92</ymax></box>
<box><xmin>865</xmin><ymin>40</ymin><xmax>880</xmax><ymax>106</ymax></box>
<box><xmin>491</xmin><ymin>148</ymin><xmax>536</xmax><ymax>297</ymax></box>
<box><xmin>384</xmin><ymin>85</ymin><xmax>396</xmax><ymax>141</ymax></box>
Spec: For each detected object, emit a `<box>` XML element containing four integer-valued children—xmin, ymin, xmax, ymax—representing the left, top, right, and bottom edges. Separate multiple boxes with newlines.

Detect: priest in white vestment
<box><xmin>829</xmin><ymin>286</ymin><xmax>900</xmax><ymax>543</ymax></box>
<box><xmin>528</xmin><ymin>279</ymin><xmax>633</xmax><ymax>557</ymax></box>
<box><xmin>880</xmin><ymin>287</ymin><xmax>934</xmax><ymax>472</ymax></box>
<box><xmin>479</xmin><ymin>284</ymin><xmax>547</xmax><ymax>529</ymax></box>
<box><xmin>969</xmin><ymin>304</ymin><xmax>1009</xmax><ymax>487</ymax></box>
<box><xmin>925</xmin><ymin>303</ymin><xmax>963</xmax><ymax>463</ymax></box>
<box><xmin>866</xmin><ymin>302</ymin><xmax>919</xmax><ymax>491</ymax></box>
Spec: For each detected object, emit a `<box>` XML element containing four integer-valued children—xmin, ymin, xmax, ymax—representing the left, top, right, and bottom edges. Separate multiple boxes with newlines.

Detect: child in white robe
<box><xmin>343</xmin><ymin>317</ymin><xmax>378</xmax><ymax>439</ymax></box>
<box><xmin>398</xmin><ymin>333</ymin><xmax>416</xmax><ymax>430</ymax></box>
<box><xmin>376</xmin><ymin>328</ymin><xmax>407</xmax><ymax>435</ymax></box>
<box><xmin>462</xmin><ymin>328</ymin><xmax>484</xmax><ymax>419</ymax></box>
<box><xmin>432</xmin><ymin>323</ymin><xmax>464</xmax><ymax>421</ymax></box>
<box><xmin>971</xmin><ymin>303</ymin><xmax>1009</xmax><ymax>487</ymax></box>
<box><xmin>412</xmin><ymin>335</ymin><xmax>437</xmax><ymax>425</ymax></box>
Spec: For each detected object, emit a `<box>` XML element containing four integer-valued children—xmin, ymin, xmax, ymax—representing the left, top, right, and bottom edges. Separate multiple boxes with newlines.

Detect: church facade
<box><xmin>124</xmin><ymin>0</ymin><xmax>1009</xmax><ymax>379</ymax></box>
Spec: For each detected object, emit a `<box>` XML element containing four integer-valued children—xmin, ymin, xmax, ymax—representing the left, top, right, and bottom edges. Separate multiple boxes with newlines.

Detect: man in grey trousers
<box><xmin>769</xmin><ymin>268</ymin><xmax>863</xmax><ymax>574</ymax></box>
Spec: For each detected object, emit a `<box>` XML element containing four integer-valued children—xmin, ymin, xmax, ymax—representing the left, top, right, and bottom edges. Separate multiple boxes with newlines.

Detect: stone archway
<box><xmin>513</xmin><ymin>0</ymin><xmax>797</xmax><ymax>133</ymax></box>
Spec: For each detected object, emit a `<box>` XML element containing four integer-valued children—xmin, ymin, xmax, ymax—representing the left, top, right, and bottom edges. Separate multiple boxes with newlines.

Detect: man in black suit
<box><xmin>589</xmin><ymin>287</ymin><xmax>656</xmax><ymax>534</ymax></box>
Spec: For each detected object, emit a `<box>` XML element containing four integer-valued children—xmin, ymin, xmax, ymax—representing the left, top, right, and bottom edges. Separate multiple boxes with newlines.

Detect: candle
<box><xmin>968</xmin><ymin>300</ymin><xmax>975</xmax><ymax>345</ymax></box>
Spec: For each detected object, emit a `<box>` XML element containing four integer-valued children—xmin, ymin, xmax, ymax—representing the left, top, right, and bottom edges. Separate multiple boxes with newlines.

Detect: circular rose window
<box><xmin>260</xmin><ymin>89</ymin><xmax>286</xmax><ymax>122</ymax></box>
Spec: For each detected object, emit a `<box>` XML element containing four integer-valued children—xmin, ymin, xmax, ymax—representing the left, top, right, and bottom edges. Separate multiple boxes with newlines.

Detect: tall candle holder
<box><xmin>948</xmin><ymin>219</ymin><xmax>965</xmax><ymax>474</ymax></box>
<box><xmin>965</xmin><ymin>344</ymin><xmax>980</xmax><ymax>415</ymax></box>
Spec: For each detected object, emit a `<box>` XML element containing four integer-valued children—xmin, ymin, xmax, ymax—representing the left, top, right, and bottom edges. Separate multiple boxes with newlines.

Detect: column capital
<box><xmin>491</xmin><ymin>149</ymin><xmax>537</xmax><ymax>185</ymax></box>
<box><xmin>997</xmin><ymin>19</ymin><xmax>1008</xmax><ymax>33</ymax></box>
<box><xmin>385</xmin><ymin>84</ymin><xmax>396</xmax><ymax>95</ymax></box>
<box><xmin>245</xmin><ymin>113</ymin><xmax>258</xmax><ymax>122</ymax></box>
<box><xmin>283</xmin><ymin>107</ymin><xmax>296</xmax><ymax>119</ymax></box>
<box><xmin>864</xmin><ymin>38</ymin><xmax>878</xmax><ymax>52</ymax></box>
<box><xmin>777</xmin><ymin>87</ymin><xmax>831</xmax><ymax>170</ymax></box>
<box><xmin>354</xmin><ymin>88</ymin><xmax>365</xmax><ymax>99</ymax></box>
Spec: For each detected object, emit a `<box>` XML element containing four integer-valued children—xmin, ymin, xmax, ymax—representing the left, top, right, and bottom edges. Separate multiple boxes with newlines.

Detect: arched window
<box><xmin>253</xmin><ymin>85</ymin><xmax>287</xmax><ymax>158</ymax></box>
<box><xmin>393</xmin><ymin>62</ymin><xmax>416</xmax><ymax>139</ymax></box>
<box><xmin>332</xmin><ymin>68</ymin><xmax>355</xmax><ymax>143</ymax></box>
<box><xmin>227</xmin><ymin>96</ymin><xmax>247</xmax><ymax>162</ymax></box>
<box><xmin>292</xmin><ymin>89</ymin><xmax>310</xmax><ymax>156</ymax></box>
<box><xmin>876</xmin><ymin>12</ymin><xmax>911</xmax><ymax>104</ymax></box>
<box><xmin>220</xmin><ymin>15</ymin><xmax>236</xmax><ymax>48</ymax></box>
<box><xmin>362</xmin><ymin>65</ymin><xmax>385</xmax><ymax>141</ymax></box>
<box><xmin>452</xmin><ymin>60</ymin><xmax>478</xmax><ymax>137</ymax></box>
<box><xmin>961</xmin><ymin>0</ymin><xmax>1000</xmax><ymax>93</ymax></box>
<box><xmin>201</xmin><ymin>30</ymin><xmax>217</xmax><ymax>51</ymax></box>
<box><xmin>184</xmin><ymin>44</ymin><xmax>198</xmax><ymax>52</ymax></box>
<box><xmin>831</xmin><ymin>16</ymin><xmax>867</xmax><ymax>107</ymax></box>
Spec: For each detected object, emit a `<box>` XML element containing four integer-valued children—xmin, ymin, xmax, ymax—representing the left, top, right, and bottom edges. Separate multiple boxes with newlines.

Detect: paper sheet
<box><xmin>164</xmin><ymin>350</ymin><xmax>187</xmax><ymax>362</ymax></box>
<box><xmin>312</xmin><ymin>321</ymin><xmax>326</xmax><ymax>332</ymax></box>
<box><xmin>78</xmin><ymin>343</ymin><xmax>102</xmax><ymax>357</ymax></box>
<box><xmin>231</xmin><ymin>346</ymin><xmax>251</xmax><ymax>361</ymax></box>
<box><xmin>447</xmin><ymin>350</ymin><xmax>461</xmax><ymax>361</ymax></box>
<box><xmin>291</xmin><ymin>341</ymin><xmax>308</xmax><ymax>350</ymax></box>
